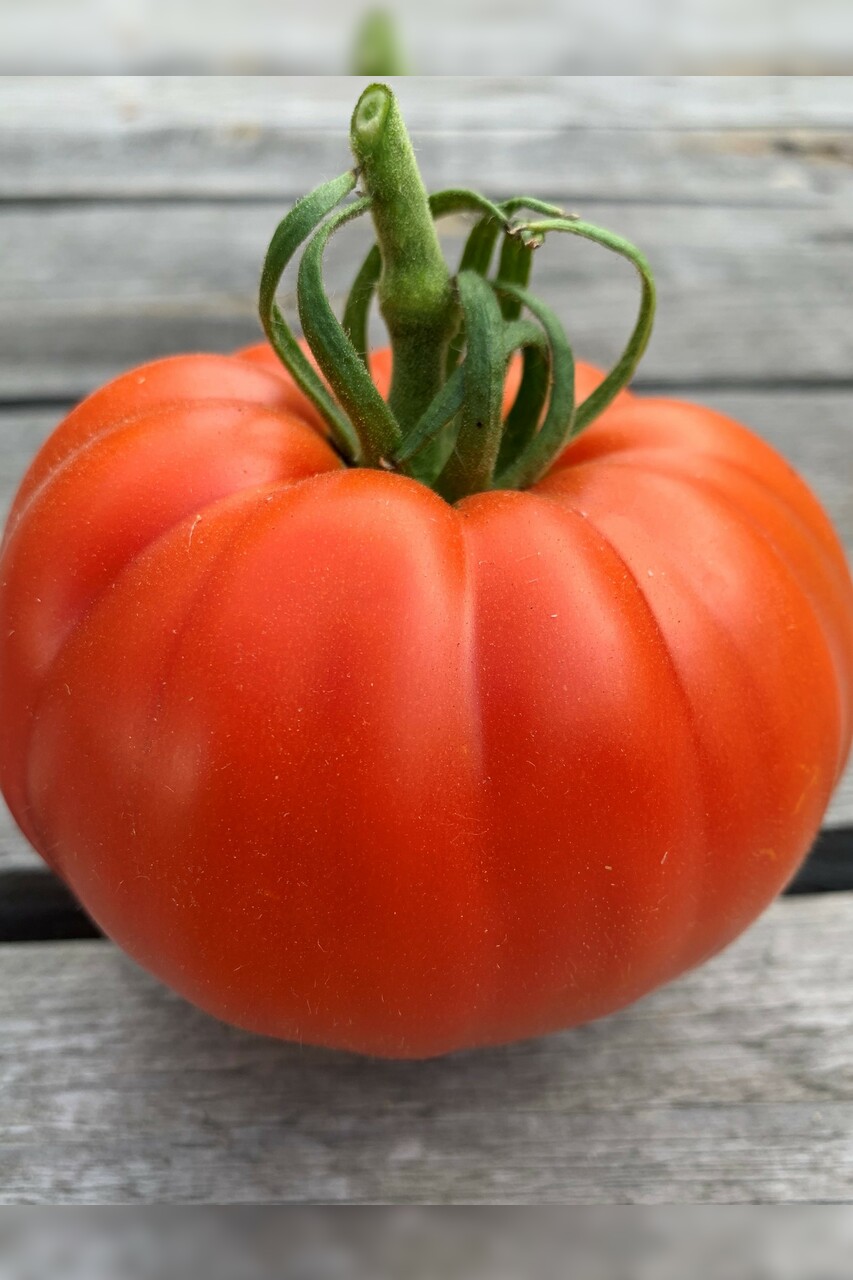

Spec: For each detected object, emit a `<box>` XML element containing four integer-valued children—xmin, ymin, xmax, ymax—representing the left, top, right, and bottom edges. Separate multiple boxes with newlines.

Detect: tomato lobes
<box><xmin>1</xmin><ymin>344</ymin><xmax>851</xmax><ymax>1057</ymax></box>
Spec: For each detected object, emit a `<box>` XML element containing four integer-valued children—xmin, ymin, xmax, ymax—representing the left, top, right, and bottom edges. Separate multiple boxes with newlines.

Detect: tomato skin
<box><xmin>1</xmin><ymin>346</ymin><xmax>851</xmax><ymax>1058</ymax></box>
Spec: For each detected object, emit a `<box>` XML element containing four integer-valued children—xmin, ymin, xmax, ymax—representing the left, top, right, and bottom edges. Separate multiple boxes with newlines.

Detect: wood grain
<box><xmin>6</xmin><ymin>76</ymin><xmax>853</xmax><ymax>132</ymax></box>
<box><xmin>3</xmin><ymin>78</ymin><xmax>853</xmax><ymax>200</ymax></box>
<box><xmin>3</xmin><ymin>199</ymin><xmax>853</xmax><ymax>399</ymax></box>
<box><xmin>1</xmin><ymin>892</ymin><xmax>852</xmax><ymax>1203</ymax></box>
<box><xmin>3</xmin><ymin>78</ymin><xmax>852</xmax><ymax>397</ymax></box>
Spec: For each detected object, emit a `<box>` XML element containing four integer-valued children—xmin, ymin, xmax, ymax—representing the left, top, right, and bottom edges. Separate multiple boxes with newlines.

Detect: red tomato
<box><xmin>1</xmin><ymin>345</ymin><xmax>850</xmax><ymax>1058</ymax></box>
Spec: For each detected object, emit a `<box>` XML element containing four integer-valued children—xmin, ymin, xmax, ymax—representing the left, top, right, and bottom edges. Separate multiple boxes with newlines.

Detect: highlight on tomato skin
<box><xmin>1</xmin><ymin>84</ymin><xmax>852</xmax><ymax>1059</ymax></box>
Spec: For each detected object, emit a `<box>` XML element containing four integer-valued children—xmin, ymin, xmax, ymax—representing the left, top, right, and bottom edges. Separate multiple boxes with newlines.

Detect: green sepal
<box><xmin>395</xmin><ymin>317</ymin><xmax>545</xmax><ymax>482</ymax></box>
<box><xmin>492</xmin><ymin>282</ymin><xmax>576</xmax><ymax>490</ymax></box>
<box><xmin>342</xmin><ymin>244</ymin><xmax>381</xmax><ymax>367</ymax></box>
<box><xmin>495</xmin><ymin>343</ymin><xmax>550</xmax><ymax>474</ymax></box>
<box><xmin>298</xmin><ymin>197</ymin><xmax>403</xmax><ymax>468</ymax></box>
<box><xmin>518</xmin><ymin>216</ymin><xmax>655</xmax><ymax>432</ymax></box>
<box><xmin>259</xmin><ymin>170</ymin><xmax>361</xmax><ymax>461</ymax></box>
<box><xmin>436</xmin><ymin>272</ymin><xmax>511</xmax><ymax>503</ymax></box>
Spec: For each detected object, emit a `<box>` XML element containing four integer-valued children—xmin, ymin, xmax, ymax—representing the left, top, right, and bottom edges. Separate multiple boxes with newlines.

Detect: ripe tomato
<box><xmin>1</xmin><ymin>344</ymin><xmax>850</xmax><ymax>1058</ymax></box>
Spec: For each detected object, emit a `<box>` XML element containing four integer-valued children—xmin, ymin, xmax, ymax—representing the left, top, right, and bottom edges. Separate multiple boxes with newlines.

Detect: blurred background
<box><xmin>3</xmin><ymin>1207</ymin><xmax>853</xmax><ymax>1276</ymax></box>
<box><xmin>2</xmin><ymin>0</ymin><xmax>853</xmax><ymax>74</ymax></box>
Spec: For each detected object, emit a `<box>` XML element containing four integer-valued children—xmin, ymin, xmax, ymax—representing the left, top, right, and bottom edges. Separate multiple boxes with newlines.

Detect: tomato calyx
<box><xmin>259</xmin><ymin>84</ymin><xmax>657</xmax><ymax>499</ymax></box>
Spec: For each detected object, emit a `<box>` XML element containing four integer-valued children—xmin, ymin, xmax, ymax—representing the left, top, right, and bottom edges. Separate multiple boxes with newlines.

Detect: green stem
<box><xmin>351</xmin><ymin>10</ymin><xmax>409</xmax><ymax>76</ymax></box>
<box><xmin>394</xmin><ymin>317</ymin><xmax>545</xmax><ymax>473</ymax></box>
<box><xmin>343</xmin><ymin>188</ymin><xmax>510</xmax><ymax>376</ymax></box>
<box><xmin>350</xmin><ymin>85</ymin><xmax>459</xmax><ymax>433</ymax></box>
<box><xmin>258</xmin><ymin>85</ymin><xmax>657</xmax><ymax>501</ymax></box>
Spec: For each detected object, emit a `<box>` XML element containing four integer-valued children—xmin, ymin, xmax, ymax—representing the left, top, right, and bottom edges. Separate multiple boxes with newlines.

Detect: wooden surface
<box><xmin>2</xmin><ymin>893</ymin><xmax>853</xmax><ymax>1204</ymax></box>
<box><xmin>5</xmin><ymin>78</ymin><xmax>853</xmax><ymax>399</ymax></box>
<box><xmin>0</xmin><ymin>76</ymin><xmax>852</xmax><ymax>1203</ymax></box>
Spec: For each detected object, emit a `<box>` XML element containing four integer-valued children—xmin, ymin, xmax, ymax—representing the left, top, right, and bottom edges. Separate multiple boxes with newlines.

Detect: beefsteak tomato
<box><xmin>1</xmin><ymin>83</ymin><xmax>851</xmax><ymax>1058</ymax></box>
<box><xmin>1</xmin><ymin>341</ymin><xmax>850</xmax><ymax>1057</ymax></box>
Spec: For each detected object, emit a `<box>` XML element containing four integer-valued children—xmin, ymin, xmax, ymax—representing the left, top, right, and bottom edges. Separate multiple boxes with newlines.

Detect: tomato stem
<box><xmin>257</xmin><ymin>85</ymin><xmax>657</xmax><ymax>498</ymax></box>
<box><xmin>351</xmin><ymin>10</ymin><xmax>409</xmax><ymax>76</ymax></box>
<box><xmin>350</xmin><ymin>85</ymin><xmax>460</xmax><ymax>436</ymax></box>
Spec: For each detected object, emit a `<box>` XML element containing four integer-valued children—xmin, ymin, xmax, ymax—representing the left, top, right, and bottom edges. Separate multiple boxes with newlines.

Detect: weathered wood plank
<box><xmin>2</xmin><ymin>198</ymin><xmax>853</xmax><ymax>398</ymax></box>
<box><xmin>3</xmin><ymin>78</ymin><xmax>853</xmax><ymax>201</ymax></box>
<box><xmin>9</xmin><ymin>76</ymin><xmax>853</xmax><ymax>133</ymax></box>
<box><xmin>1</xmin><ymin>892</ymin><xmax>852</xmax><ymax>1203</ymax></box>
<box><xmin>5</xmin><ymin>75</ymin><xmax>853</xmax><ymax>132</ymax></box>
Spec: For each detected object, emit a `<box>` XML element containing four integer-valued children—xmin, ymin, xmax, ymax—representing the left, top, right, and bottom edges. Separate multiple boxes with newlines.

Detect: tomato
<box><xmin>1</xmin><ymin>342</ymin><xmax>850</xmax><ymax>1058</ymax></box>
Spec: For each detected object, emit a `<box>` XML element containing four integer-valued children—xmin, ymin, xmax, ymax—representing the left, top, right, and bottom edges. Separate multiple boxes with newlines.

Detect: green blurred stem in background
<box><xmin>352</xmin><ymin>10</ymin><xmax>409</xmax><ymax>76</ymax></box>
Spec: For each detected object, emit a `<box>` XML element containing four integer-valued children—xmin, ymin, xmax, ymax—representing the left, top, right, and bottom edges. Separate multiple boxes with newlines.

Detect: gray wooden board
<box><xmin>3</xmin><ymin>78</ymin><xmax>853</xmax><ymax>201</ymax></box>
<box><xmin>4</xmin><ymin>78</ymin><xmax>853</xmax><ymax>397</ymax></box>
<box><xmin>1</xmin><ymin>891</ymin><xmax>852</xmax><ymax>1203</ymax></box>
<box><xmin>6</xmin><ymin>76</ymin><xmax>853</xmax><ymax>134</ymax></box>
<box><xmin>3</xmin><ymin>199</ymin><xmax>853</xmax><ymax>398</ymax></box>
